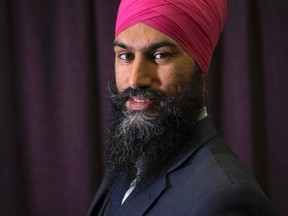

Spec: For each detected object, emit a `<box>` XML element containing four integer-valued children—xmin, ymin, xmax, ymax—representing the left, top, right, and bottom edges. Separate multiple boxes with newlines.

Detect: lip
<box><xmin>126</xmin><ymin>96</ymin><xmax>155</xmax><ymax>111</ymax></box>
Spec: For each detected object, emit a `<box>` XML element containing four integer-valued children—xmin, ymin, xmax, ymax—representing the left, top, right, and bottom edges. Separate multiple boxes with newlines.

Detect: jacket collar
<box><xmin>167</xmin><ymin>115</ymin><xmax>217</xmax><ymax>174</ymax></box>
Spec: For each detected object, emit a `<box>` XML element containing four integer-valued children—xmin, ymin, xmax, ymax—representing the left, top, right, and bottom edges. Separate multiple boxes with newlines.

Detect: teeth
<box><xmin>133</xmin><ymin>98</ymin><xmax>150</xmax><ymax>103</ymax></box>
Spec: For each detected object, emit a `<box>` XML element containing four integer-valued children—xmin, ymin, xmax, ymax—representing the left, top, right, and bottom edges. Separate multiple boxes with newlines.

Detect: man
<box><xmin>88</xmin><ymin>0</ymin><xmax>277</xmax><ymax>215</ymax></box>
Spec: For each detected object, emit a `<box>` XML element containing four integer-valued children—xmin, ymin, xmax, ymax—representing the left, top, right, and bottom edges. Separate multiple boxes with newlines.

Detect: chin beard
<box><xmin>104</xmin><ymin>68</ymin><xmax>206</xmax><ymax>186</ymax></box>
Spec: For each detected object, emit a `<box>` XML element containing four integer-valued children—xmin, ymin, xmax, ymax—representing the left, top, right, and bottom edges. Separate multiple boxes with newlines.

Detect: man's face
<box><xmin>114</xmin><ymin>23</ymin><xmax>197</xmax><ymax>113</ymax></box>
<box><xmin>105</xmin><ymin>23</ymin><xmax>205</xmax><ymax>182</ymax></box>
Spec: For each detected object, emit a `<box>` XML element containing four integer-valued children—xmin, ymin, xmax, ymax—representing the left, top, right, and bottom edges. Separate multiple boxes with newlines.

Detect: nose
<box><xmin>129</xmin><ymin>55</ymin><xmax>156</xmax><ymax>89</ymax></box>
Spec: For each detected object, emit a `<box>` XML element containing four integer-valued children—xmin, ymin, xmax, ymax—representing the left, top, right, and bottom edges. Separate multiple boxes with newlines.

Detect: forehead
<box><xmin>114</xmin><ymin>23</ymin><xmax>180</xmax><ymax>50</ymax></box>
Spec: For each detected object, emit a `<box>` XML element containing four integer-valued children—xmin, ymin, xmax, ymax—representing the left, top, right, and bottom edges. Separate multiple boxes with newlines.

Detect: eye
<box><xmin>154</xmin><ymin>52</ymin><xmax>166</xmax><ymax>59</ymax></box>
<box><xmin>153</xmin><ymin>52</ymin><xmax>172</xmax><ymax>61</ymax></box>
<box><xmin>118</xmin><ymin>52</ymin><xmax>134</xmax><ymax>61</ymax></box>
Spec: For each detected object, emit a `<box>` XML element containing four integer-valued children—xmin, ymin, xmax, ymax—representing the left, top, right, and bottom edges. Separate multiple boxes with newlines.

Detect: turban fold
<box><xmin>115</xmin><ymin>0</ymin><xmax>228</xmax><ymax>73</ymax></box>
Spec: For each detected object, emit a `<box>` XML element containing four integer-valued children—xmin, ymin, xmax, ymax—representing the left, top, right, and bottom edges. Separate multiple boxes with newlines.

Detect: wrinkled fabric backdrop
<box><xmin>0</xmin><ymin>0</ymin><xmax>287</xmax><ymax>215</ymax></box>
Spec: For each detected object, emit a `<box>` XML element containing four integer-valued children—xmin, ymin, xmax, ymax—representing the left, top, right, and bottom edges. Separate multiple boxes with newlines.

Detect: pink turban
<box><xmin>115</xmin><ymin>0</ymin><xmax>228</xmax><ymax>73</ymax></box>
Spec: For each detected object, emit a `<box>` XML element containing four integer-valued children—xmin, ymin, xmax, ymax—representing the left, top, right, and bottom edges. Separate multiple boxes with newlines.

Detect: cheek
<box><xmin>158</xmin><ymin>68</ymin><xmax>192</xmax><ymax>96</ymax></box>
<box><xmin>115</xmin><ymin>67</ymin><xmax>127</xmax><ymax>92</ymax></box>
<box><xmin>157</xmin><ymin>76</ymin><xmax>179</xmax><ymax>97</ymax></box>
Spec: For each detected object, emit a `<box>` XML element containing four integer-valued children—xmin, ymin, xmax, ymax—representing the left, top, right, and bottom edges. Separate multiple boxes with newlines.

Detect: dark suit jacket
<box><xmin>88</xmin><ymin>117</ymin><xmax>277</xmax><ymax>216</ymax></box>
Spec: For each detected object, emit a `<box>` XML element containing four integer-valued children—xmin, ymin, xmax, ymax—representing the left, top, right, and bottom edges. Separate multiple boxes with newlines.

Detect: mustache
<box><xmin>109</xmin><ymin>87</ymin><xmax>170</xmax><ymax>105</ymax></box>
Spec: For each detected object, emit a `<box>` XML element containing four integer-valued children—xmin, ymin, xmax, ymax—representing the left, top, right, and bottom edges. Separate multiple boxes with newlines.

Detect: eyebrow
<box><xmin>113</xmin><ymin>40</ymin><xmax>178</xmax><ymax>52</ymax></box>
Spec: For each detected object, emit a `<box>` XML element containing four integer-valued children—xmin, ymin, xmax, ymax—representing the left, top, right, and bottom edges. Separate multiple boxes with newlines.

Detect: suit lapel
<box><xmin>116</xmin><ymin>176</ymin><xmax>167</xmax><ymax>215</ymax></box>
<box><xmin>87</xmin><ymin>178</ymin><xmax>111</xmax><ymax>216</ymax></box>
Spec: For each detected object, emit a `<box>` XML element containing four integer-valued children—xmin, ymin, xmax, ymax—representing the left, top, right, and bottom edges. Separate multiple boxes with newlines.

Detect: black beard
<box><xmin>104</xmin><ymin>68</ymin><xmax>206</xmax><ymax>186</ymax></box>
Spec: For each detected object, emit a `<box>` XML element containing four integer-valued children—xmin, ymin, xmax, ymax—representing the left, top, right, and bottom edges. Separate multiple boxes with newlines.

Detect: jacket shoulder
<box><xmin>148</xmin><ymin>136</ymin><xmax>277</xmax><ymax>215</ymax></box>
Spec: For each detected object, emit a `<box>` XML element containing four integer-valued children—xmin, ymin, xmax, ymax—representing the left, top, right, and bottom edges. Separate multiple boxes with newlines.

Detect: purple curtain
<box><xmin>0</xmin><ymin>0</ymin><xmax>287</xmax><ymax>215</ymax></box>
